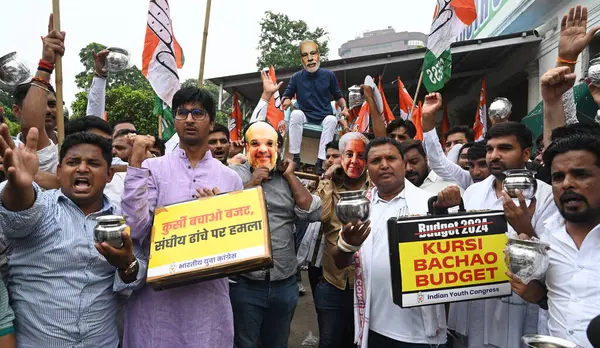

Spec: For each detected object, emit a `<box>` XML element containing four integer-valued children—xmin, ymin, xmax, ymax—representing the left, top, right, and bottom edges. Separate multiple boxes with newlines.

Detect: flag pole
<box><xmin>410</xmin><ymin>70</ymin><xmax>424</xmax><ymax>116</ymax></box>
<box><xmin>197</xmin><ymin>0</ymin><xmax>212</xmax><ymax>88</ymax></box>
<box><xmin>52</xmin><ymin>0</ymin><xmax>64</xmax><ymax>149</ymax></box>
<box><xmin>157</xmin><ymin>113</ymin><xmax>163</xmax><ymax>139</ymax></box>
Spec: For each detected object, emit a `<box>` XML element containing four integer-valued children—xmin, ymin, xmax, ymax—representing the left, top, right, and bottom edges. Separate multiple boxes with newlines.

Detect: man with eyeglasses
<box><xmin>120</xmin><ymin>86</ymin><xmax>243</xmax><ymax>348</ymax></box>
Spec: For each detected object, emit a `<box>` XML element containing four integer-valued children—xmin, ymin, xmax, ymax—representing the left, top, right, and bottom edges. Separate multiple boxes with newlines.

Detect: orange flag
<box><xmin>398</xmin><ymin>77</ymin><xmax>413</xmax><ymax>120</ymax></box>
<box><xmin>266</xmin><ymin>66</ymin><xmax>285</xmax><ymax>135</ymax></box>
<box><xmin>228</xmin><ymin>93</ymin><xmax>242</xmax><ymax>141</ymax></box>
<box><xmin>473</xmin><ymin>78</ymin><xmax>487</xmax><ymax>141</ymax></box>
<box><xmin>441</xmin><ymin>104</ymin><xmax>450</xmax><ymax>146</ymax></box>
<box><xmin>351</xmin><ymin>103</ymin><xmax>370</xmax><ymax>133</ymax></box>
<box><xmin>412</xmin><ymin>102</ymin><xmax>423</xmax><ymax>141</ymax></box>
<box><xmin>378</xmin><ymin>77</ymin><xmax>395</xmax><ymax>126</ymax></box>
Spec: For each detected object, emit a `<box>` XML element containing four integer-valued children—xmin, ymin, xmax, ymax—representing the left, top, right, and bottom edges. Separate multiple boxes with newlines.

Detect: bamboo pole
<box><xmin>197</xmin><ymin>0</ymin><xmax>212</xmax><ymax>88</ymax></box>
<box><xmin>410</xmin><ymin>70</ymin><xmax>424</xmax><ymax>117</ymax></box>
<box><xmin>158</xmin><ymin>113</ymin><xmax>163</xmax><ymax>139</ymax></box>
<box><xmin>52</xmin><ymin>0</ymin><xmax>64</xmax><ymax>149</ymax></box>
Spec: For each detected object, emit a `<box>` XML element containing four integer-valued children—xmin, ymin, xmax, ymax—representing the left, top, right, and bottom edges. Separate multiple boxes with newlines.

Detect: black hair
<box><xmin>484</xmin><ymin>121</ymin><xmax>533</xmax><ymax>150</ymax></box>
<box><xmin>467</xmin><ymin>142</ymin><xmax>486</xmax><ymax>161</ymax></box>
<box><xmin>543</xmin><ymin>132</ymin><xmax>600</xmax><ymax>169</ymax></box>
<box><xmin>13</xmin><ymin>82</ymin><xmax>56</xmax><ymax>106</ymax></box>
<box><xmin>112</xmin><ymin>118</ymin><xmax>135</xmax><ymax>127</ymax></box>
<box><xmin>113</xmin><ymin>129</ymin><xmax>137</xmax><ymax>139</ymax></box>
<box><xmin>460</xmin><ymin>142</ymin><xmax>475</xmax><ymax>153</ymax></box>
<box><xmin>277</xmin><ymin>132</ymin><xmax>284</xmax><ymax>148</ymax></box>
<box><xmin>399</xmin><ymin>139</ymin><xmax>426</xmax><ymax>158</ymax></box>
<box><xmin>444</xmin><ymin>125</ymin><xmax>475</xmax><ymax>143</ymax></box>
<box><xmin>172</xmin><ymin>87</ymin><xmax>216</xmax><ymax>122</ymax></box>
<box><xmin>59</xmin><ymin>132</ymin><xmax>112</xmax><ymax>168</ymax></box>
<box><xmin>535</xmin><ymin>134</ymin><xmax>544</xmax><ymax>148</ymax></box>
<box><xmin>153</xmin><ymin>137</ymin><xmax>166</xmax><ymax>156</ymax></box>
<box><xmin>65</xmin><ymin>116</ymin><xmax>113</xmax><ymax>137</ymax></box>
<box><xmin>365</xmin><ymin>137</ymin><xmax>403</xmax><ymax>162</ymax></box>
<box><xmin>386</xmin><ymin>118</ymin><xmax>417</xmax><ymax>138</ymax></box>
<box><xmin>325</xmin><ymin>141</ymin><xmax>339</xmax><ymax>152</ymax></box>
<box><xmin>550</xmin><ymin>123</ymin><xmax>600</xmax><ymax>141</ymax></box>
<box><xmin>210</xmin><ymin>123</ymin><xmax>230</xmax><ymax>140</ymax></box>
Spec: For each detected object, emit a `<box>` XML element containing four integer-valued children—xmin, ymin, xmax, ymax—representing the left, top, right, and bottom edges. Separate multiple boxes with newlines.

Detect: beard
<box><xmin>489</xmin><ymin>160</ymin><xmax>508</xmax><ymax>179</ymax></box>
<box><xmin>557</xmin><ymin>190</ymin><xmax>599</xmax><ymax>224</ymax></box>
<box><xmin>303</xmin><ymin>61</ymin><xmax>320</xmax><ymax>73</ymax></box>
<box><xmin>405</xmin><ymin>170</ymin><xmax>425</xmax><ymax>187</ymax></box>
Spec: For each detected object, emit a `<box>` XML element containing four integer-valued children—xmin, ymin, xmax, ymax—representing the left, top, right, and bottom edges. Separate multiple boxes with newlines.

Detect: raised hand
<box><xmin>0</xmin><ymin>125</ymin><xmax>39</xmax><ymax>190</ymax></box>
<box><xmin>229</xmin><ymin>140</ymin><xmax>245</xmax><ymax>158</ymax></box>
<box><xmin>92</xmin><ymin>49</ymin><xmax>110</xmax><ymax>77</ymax></box>
<box><xmin>558</xmin><ymin>6</ymin><xmax>600</xmax><ymax>62</ymax></box>
<box><xmin>129</xmin><ymin>135</ymin><xmax>156</xmax><ymax>168</ymax></box>
<box><xmin>360</xmin><ymin>84</ymin><xmax>374</xmax><ymax>100</ymax></box>
<box><xmin>540</xmin><ymin>66</ymin><xmax>576</xmax><ymax>104</ymax></box>
<box><xmin>278</xmin><ymin>158</ymin><xmax>296</xmax><ymax>178</ymax></box>
<box><xmin>261</xmin><ymin>70</ymin><xmax>283</xmax><ymax>99</ymax></box>
<box><xmin>42</xmin><ymin>14</ymin><xmax>66</xmax><ymax>65</ymax></box>
<box><xmin>421</xmin><ymin>92</ymin><xmax>442</xmax><ymax>132</ymax></box>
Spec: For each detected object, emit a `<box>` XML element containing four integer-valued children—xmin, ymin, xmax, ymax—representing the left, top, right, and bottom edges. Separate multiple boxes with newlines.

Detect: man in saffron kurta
<box><xmin>119</xmin><ymin>87</ymin><xmax>243</xmax><ymax>348</ymax></box>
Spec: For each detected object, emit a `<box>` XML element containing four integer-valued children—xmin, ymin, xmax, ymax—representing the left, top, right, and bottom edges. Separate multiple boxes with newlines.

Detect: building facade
<box><xmin>338</xmin><ymin>28</ymin><xmax>428</xmax><ymax>58</ymax></box>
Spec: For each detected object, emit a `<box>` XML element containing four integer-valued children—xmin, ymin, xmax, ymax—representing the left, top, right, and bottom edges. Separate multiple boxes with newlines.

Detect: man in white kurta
<box><xmin>447</xmin><ymin>122</ymin><xmax>558</xmax><ymax>348</ymax></box>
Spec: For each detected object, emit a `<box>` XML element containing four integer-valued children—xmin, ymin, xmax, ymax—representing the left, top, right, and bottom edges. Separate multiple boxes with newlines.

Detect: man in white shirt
<box><xmin>508</xmin><ymin>121</ymin><xmax>600</xmax><ymax>348</ymax></box>
<box><xmin>421</xmin><ymin>93</ymin><xmax>490</xmax><ymax>190</ymax></box>
<box><xmin>447</xmin><ymin>121</ymin><xmax>558</xmax><ymax>348</ymax></box>
<box><xmin>332</xmin><ymin>137</ymin><xmax>461</xmax><ymax>348</ymax></box>
<box><xmin>399</xmin><ymin>139</ymin><xmax>461</xmax><ymax>195</ymax></box>
<box><xmin>442</xmin><ymin>126</ymin><xmax>474</xmax><ymax>155</ymax></box>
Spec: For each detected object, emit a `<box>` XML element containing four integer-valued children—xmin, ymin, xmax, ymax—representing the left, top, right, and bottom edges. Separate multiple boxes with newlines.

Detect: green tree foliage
<box><xmin>0</xmin><ymin>84</ymin><xmax>20</xmax><ymax>135</ymax></box>
<box><xmin>256</xmin><ymin>11</ymin><xmax>329</xmax><ymax>70</ymax></box>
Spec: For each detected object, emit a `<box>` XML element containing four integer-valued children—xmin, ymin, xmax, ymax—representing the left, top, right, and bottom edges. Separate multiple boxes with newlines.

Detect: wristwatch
<box><xmin>121</xmin><ymin>259</ymin><xmax>139</xmax><ymax>276</ymax></box>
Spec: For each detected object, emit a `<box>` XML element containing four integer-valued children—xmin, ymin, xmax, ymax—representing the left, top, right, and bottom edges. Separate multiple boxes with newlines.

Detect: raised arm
<box><xmin>541</xmin><ymin>67</ymin><xmax>576</xmax><ymax>148</ymax></box>
<box><xmin>86</xmin><ymin>50</ymin><xmax>109</xmax><ymax>117</ymax></box>
<box><xmin>362</xmin><ymin>85</ymin><xmax>386</xmax><ymax>138</ymax></box>
<box><xmin>280</xmin><ymin>160</ymin><xmax>313</xmax><ymax>211</ymax></box>
<box><xmin>250</xmin><ymin>70</ymin><xmax>282</xmax><ymax>123</ymax></box>
<box><xmin>21</xmin><ymin>15</ymin><xmax>65</xmax><ymax>150</ymax></box>
<box><xmin>421</xmin><ymin>93</ymin><xmax>472</xmax><ymax>189</ymax></box>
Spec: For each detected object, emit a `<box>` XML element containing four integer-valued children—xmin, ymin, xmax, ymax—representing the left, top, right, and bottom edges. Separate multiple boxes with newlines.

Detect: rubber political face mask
<box><xmin>245</xmin><ymin>122</ymin><xmax>279</xmax><ymax>171</ymax></box>
<box><xmin>342</xmin><ymin>138</ymin><xmax>366</xmax><ymax>179</ymax></box>
<box><xmin>300</xmin><ymin>41</ymin><xmax>320</xmax><ymax>73</ymax></box>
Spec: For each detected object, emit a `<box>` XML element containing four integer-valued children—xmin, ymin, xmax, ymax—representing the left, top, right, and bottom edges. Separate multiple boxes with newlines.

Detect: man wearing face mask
<box><xmin>282</xmin><ymin>40</ymin><xmax>349</xmax><ymax>174</ymax></box>
<box><xmin>229</xmin><ymin>121</ymin><xmax>322</xmax><ymax>348</ymax></box>
<box><xmin>315</xmin><ymin>132</ymin><xmax>370</xmax><ymax>348</ymax></box>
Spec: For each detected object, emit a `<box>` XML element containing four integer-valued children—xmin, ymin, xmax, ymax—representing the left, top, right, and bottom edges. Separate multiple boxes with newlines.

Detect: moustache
<box><xmin>489</xmin><ymin>160</ymin><xmax>505</xmax><ymax>167</ymax></box>
<box><xmin>560</xmin><ymin>190</ymin><xmax>588</xmax><ymax>204</ymax></box>
<box><xmin>405</xmin><ymin>170</ymin><xmax>419</xmax><ymax>177</ymax></box>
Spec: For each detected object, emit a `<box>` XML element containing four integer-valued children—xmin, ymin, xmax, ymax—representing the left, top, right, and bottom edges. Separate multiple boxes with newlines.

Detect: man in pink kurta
<box><xmin>117</xmin><ymin>87</ymin><xmax>243</xmax><ymax>348</ymax></box>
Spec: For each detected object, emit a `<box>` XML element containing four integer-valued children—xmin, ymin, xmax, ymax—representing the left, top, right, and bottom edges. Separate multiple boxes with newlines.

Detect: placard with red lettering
<box><xmin>387</xmin><ymin>210</ymin><xmax>511</xmax><ymax>308</ymax></box>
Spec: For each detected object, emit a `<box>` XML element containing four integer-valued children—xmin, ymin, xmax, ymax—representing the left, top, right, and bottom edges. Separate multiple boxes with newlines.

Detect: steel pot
<box><xmin>105</xmin><ymin>47</ymin><xmax>131</xmax><ymax>72</ymax></box>
<box><xmin>505</xmin><ymin>238</ymin><xmax>550</xmax><ymax>285</ymax></box>
<box><xmin>0</xmin><ymin>52</ymin><xmax>31</xmax><ymax>87</ymax></box>
<box><xmin>94</xmin><ymin>215</ymin><xmax>128</xmax><ymax>249</ymax></box>
<box><xmin>489</xmin><ymin>97</ymin><xmax>512</xmax><ymax>120</ymax></box>
<box><xmin>503</xmin><ymin>169</ymin><xmax>537</xmax><ymax>199</ymax></box>
<box><xmin>522</xmin><ymin>334</ymin><xmax>583</xmax><ymax>348</ymax></box>
<box><xmin>336</xmin><ymin>190</ymin><xmax>370</xmax><ymax>225</ymax></box>
<box><xmin>348</xmin><ymin>85</ymin><xmax>364</xmax><ymax>109</ymax></box>
<box><xmin>587</xmin><ymin>57</ymin><xmax>600</xmax><ymax>87</ymax></box>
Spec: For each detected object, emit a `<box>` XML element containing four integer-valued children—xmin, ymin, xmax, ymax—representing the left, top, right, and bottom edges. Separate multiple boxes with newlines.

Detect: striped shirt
<box><xmin>0</xmin><ymin>182</ymin><xmax>120</xmax><ymax>348</ymax></box>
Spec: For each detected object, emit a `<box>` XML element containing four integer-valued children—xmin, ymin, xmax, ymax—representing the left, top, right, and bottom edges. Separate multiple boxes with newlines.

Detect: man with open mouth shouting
<box><xmin>282</xmin><ymin>39</ymin><xmax>349</xmax><ymax>175</ymax></box>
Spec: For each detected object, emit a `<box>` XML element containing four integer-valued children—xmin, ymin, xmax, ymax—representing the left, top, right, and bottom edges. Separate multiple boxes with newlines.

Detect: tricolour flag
<box><xmin>378</xmin><ymin>77</ymin><xmax>395</xmax><ymax>126</ymax></box>
<box><xmin>266</xmin><ymin>66</ymin><xmax>285</xmax><ymax>136</ymax></box>
<box><xmin>398</xmin><ymin>77</ymin><xmax>413</xmax><ymax>120</ymax></box>
<box><xmin>422</xmin><ymin>0</ymin><xmax>477</xmax><ymax>92</ymax></box>
<box><xmin>441</xmin><ymin>104</ymin><xmax>450</xmax><ymax>146</ymax></box>
<box><xmin>351</xmin><ymin>103</ymin><xmax>370</xmax><ymax>133</ymax></box>
<box><xmin>142</xmin><ymin>0</ymin><xmax>184</xmax><ymax>140</ymax></box>
<box><xmin>473</xmin><ymin>78</ymin><xmax>487</xmax><ymax>141</ymax></box>
<box><xmin>229</xmin><ymin>93</ymin><xmax>242</xmax><ymax>141</ymax></box>
<box><xmin>412</xmin><ymin>101</ymin><xmax>424</xmax><ymax>141</ymax></box>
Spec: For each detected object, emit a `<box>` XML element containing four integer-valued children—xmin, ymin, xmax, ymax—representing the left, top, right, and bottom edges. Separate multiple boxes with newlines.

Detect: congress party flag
<box><xmin>473</xmin><ymin>78</ymin><xmax>487</xmax><ymax>141</ymax></box>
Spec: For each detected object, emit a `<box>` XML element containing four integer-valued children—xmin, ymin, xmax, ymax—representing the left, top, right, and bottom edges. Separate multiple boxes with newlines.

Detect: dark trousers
<box><xmin>368</xmin><ymin>330</ymin><xmax>447</xmax><ymax>348</ymax></box>
<box><xmin>230</xmin><ymin>276</ymin><xmax>298</xmax><ymax>348</ymax></box>
<box><xmin>314</xmin><ymin>280</ymin><xmax>356</xmax><ymax>348</ymax></box>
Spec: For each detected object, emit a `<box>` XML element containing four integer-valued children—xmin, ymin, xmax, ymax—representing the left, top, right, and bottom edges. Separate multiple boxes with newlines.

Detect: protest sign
<box><xmin>388</xmin><ymin>210</ymin><xmax>511</xmax><ymax>307</ymax></box>
<box><xmin>147</xmin><ymin>187</ymin><xmax>272</xmax><ymax>289</ymax></box>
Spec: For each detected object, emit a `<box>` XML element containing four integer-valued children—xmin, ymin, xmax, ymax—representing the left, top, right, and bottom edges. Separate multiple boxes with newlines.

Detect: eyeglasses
<box><xmin>175</xmin><ymin>108</ymin><xmax>209</xmax><ymax>121</ymax></box>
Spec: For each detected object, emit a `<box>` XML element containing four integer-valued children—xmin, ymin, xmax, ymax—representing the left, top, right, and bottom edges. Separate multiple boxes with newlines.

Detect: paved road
<box><xmin>289</xmin><ymin>272</ymin><xmax>319</xmax><ymax>348</ymax></box>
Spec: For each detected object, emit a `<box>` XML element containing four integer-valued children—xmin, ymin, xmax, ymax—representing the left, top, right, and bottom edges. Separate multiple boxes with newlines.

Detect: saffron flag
<box><xmin>142</xmin><ymin>0</ymin><xmax>184</xmax><ymax>140</ymax></box>
<box><xmin>412</xmin><ymin>102</ymin><xmax>424</xmax><ymax>141</ymax></box>
<box><xmin>441</xmin><ymin>104</ymin><xmax>450</xmax><ymax>146</ymax></box>
<box><xmin>378</xmin><ymin>77</ymin><xmax>395</xmax><ymax>126</ymax></box>
<box><xmin>351</xmin><ymin>103</ymin><xmax>370</xmax><ymax>133</ymax></box>
<box><xmin>229</xmin><ymin>93</ymin><xmax>242</xmax><ymax>141</ymax></box>
<box><xmin>266</xmin><ymin>66</ymin><xmax>285</xmax><ymax>136</ymax></box>
<box><xmin>398</xmin><ymin>77</ymin><xmax>413</xmax><ymax>120</ymax></box>
<box><xmin>422</xmin><ymin>0</ymin><xmax>477</xmax><ymax>92</ymax></box>
<box><xmin>473</xmin><ymin>78</ymin><xmax>487</xmax><ymax>141</ymax></box>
